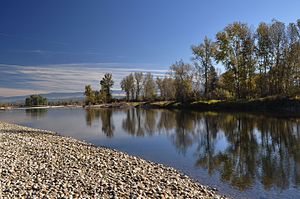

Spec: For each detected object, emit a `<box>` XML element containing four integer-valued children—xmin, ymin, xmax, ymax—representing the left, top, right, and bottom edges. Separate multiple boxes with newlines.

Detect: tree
<box><xmin>121</xmin><ymin>74</ymin><xmax>135</xmax><ymax>101</ymax></box>
<box><xmin>84</xmin><ymin>85</ymin><xmax>95</xmax><ymax>105</ymax></box>
<box><xmin>156</xmin><ymin>76</ymin><xmax>175</xmax><ymax>100</ymax></box>
<box><xmin>83</xmin><ymin>18</ymin><xmax>300</xmax><ymax>102</ymax></box>
<box><xmin>142</xmin><ymin>72</ymin><xmax>156</xmax><ymax>100</ymax></box>
<box><xmin>170</xmin><ymin>61</ymin><xmax>194</xmax><ymax>102</ymax></box>
<box><xmin>129</xmin><ymin>73</ymin><xmax>136</xmax><ymax>100</ymax></box>
<box><xmin>25</xmin><ymin>98</ymin><xmax>32</xmax><ymax>107</ymax></box>
<box><xmin>25</xmin><ymin>95</ymin><xmax>48</xmax><ymax>107</ymax></box>
<box><xmin>215</xmin><ymin>22</ymin><xmax>256</xmax><ymax>99</ymax></box>
<box><xmin>192</xmin><ymin>36</ymin><xmax>217</xmax><ymax>97</ymax></box>
<box><xmin>268</xmin><ymin>20</ymin><xmax>287</xmax><ymax>95</ymax></box>
<box><xmin>256</xmin><ymin>22</ymin><xmax>272</xmax><ymax>96</ymax></box>
<box><xmin>285</xmin><ymin>22</ymin><xmax>300</xmax><ymax>94</ymax></box>
<box><xmin>216</xmin><ymin>71</ymin><xmax>235</xmax><ymax>99</ymax></box>
<box><xmin>207</xmin><ymin>66</ymin><xmax>219</xmax><ymax>98</ymax></box>
<box><xmin>100</xmin><ymin>73</ymin><xmax>114</xmax><ymax>103</ymax></box>
<box><xmin>156</xmin><ymin>77</ymin><xmax>163</xmax><ymax>99</ymax></box>
<box><xmin>134</xmin><ymin>72</ymin><xmax>143</xmax><ymax>101</ymax></box>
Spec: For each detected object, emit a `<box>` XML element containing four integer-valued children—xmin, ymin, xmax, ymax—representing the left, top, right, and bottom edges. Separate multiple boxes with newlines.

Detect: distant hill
<box><xmin>0</xmin><ymin>90</ymin><xmax>125</xmax><ymax>103</ymax></box>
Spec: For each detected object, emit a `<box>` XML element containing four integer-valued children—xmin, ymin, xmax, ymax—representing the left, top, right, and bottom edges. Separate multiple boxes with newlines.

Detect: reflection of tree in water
<box><xmin>135</xmin><ymin>108</ymin><xmax>145</xmax><ymax>136</ymax></box>
<box><xmin>85</xmin><ymin>109</ymin><xmax>100</xmax><ymax>126</ymax></box>
<box><xmin>155</xmin><ymin>110</ymin><xmax>300</xmax><ymax>191</ymax></box>
<box><xmin>256</xmin><ymin>118</ymin><xmax>300</xmax><ymax>190</ymax></box>
<box><xmin>122</xmin><ymin>108</ymin><xmax>138</xmax><ymax>136</ymax></box>
<box><xmin>26</xmin><ymin>109</ymin><xmax>48</xmax><ymax>119</ymax></box>
<box><xmin>195</xmin><ymin>113</ymin><xmax>300</xmax><ymax>191</ymax></box>
<box><xmin>157</xmin><ymin>110</ymin><xmax>177</xmax><ymax>132</ymax></box>
<box><xmin>217</xmin><ymin>115</ymin><xmax>258</xmax><ymax>190</ymax></box>
<box><xmin>195</xmin><ymin>113</ymin><xmax>220</xmax><ymax>175</ymax></box>
<box><xmin>85</xmin><ymin>109</ymin><xmax>115</xmax><ymax>137</ymax></box>
<box><xmin>144</xmin><ymin>109</ymin><xmax>157</xmax><ymax>135</ymax></box>
<box><xmin>100</xmin><ymin>109</ymin><xmax>115</xmax><ymax>138</ymax></box>
<box><xmin>122</xmin><ymin>108</ymin><xmax>158</xmax><ymax>136</ymax></box>
<box><xmin>122</xmin><ymin>108</ymin><xmax>196</xmax><ymax>153</ymax></box>
<box><xmin>170</xmin><ymin>110</ymin><xmax>197</xmax><ymax>154</ymax></box>
<box><xmin>86</xmin><ymin>107</ymin><xmax>300</xmax><ymax>191</ymax></box>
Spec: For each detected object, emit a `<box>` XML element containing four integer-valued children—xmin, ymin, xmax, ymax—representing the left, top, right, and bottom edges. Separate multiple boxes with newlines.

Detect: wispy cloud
<box><xmin>0</xmin><ymin>63</ymin><xmax>168</xmax><ymax>97</ymax></box>
<box><xmin>0</xmin><ymin>87</ymin><xmax>45</xmax><ymax>97</ymax></box>
<box><xmin>0</xmin><ymin>33</ymin><xmax>12</xmax><ymax>37</ymax></box>
<box><xmin>5</xmin><ymin>49</ymin><xmax>103</xmax><ymax>56</ymax></box>
<box><xmin>0</xmin><ymin>32</ymin><xmax>68</xmax><ymax>46</ymax></box>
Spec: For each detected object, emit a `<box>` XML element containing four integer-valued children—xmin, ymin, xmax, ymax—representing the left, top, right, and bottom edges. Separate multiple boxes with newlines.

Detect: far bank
<box><xmin>137</xmin><ymin>97</ymin><xmax>300</xmax><ymax>116</ymax></box>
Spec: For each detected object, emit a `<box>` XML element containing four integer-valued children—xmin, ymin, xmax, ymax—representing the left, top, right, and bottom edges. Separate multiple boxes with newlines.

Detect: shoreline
<box><xmin>0</xmin><ymin>121</ymin><xmax>227</xmax><ymax>198</ymax></box>
<box><xmin>137</xmin><ymin>98</ymin><xmax>300</xmax><ymax>116</ymax></box>
<box><xmin>0</xmin><ymin>105</ymin><xmax>82</xmax><ymax>111</ymax></box>
<box><xmin>2</xmin><ymin>97</ymin><xmax>300</xmax><ymax>114</ymax></box>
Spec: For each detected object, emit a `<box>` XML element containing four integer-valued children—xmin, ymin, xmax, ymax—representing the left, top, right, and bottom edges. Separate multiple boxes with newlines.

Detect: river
<box><xmin>1</xmin><ymin>107</ymin><xmax>300</xmax><ymax>199</ymax></box>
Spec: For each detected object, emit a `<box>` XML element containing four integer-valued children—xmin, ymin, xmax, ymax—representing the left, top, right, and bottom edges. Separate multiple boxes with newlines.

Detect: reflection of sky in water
<box><xmin>214</xmin><ymin>131</ymin><xmax>228</xmax><ymax>154</ymax></box>
<box><xmin>254</xmin><ymin>128</ymin><xmax>262</xmax><ymax>145</ymax></box>
<box><xmin>1</xmin><ymin>108</ymin><xmax>300</xmax><ymax>199</ymax></box>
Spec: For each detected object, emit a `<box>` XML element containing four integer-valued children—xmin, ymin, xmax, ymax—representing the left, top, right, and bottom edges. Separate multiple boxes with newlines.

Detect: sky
<box><xmin>1</xmin><ymin>0</ymin><xmax>300</xmax><ymax>97</ymax></box>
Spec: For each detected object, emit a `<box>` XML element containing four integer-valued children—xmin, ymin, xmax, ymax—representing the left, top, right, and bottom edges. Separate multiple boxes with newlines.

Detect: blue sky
<box><xmin>1</xmin><ymin>0</ymin><xmax>300</xmax><ymax>96</ymax></box>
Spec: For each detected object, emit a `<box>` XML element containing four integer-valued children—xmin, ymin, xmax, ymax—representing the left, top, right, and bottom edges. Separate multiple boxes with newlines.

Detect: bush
<box><xmin>213</xmin><ymin>88</ymin><xmax>234</xmax><ymax>100</ymax></box>
<box><xmin>25</xmin><ymin>95</ymin><xmax>48</xmax><ymax>107</ymax></box>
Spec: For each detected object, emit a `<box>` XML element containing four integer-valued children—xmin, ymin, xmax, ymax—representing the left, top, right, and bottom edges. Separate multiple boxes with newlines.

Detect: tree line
<box><xmin>25</xmin><ymin>95</ymin><xmax>48</xmax><ymax>107</ymax></box>
<box><xmin>85</xmin><ymin>19</ymin><xmax>300</xmax><ymax>103</ymax></box>
<box><xmin>196</xmin><ymin>19</ymin><xmax>300</xmax><ymax>99</ymax></box>
<box><xmin>84</xmin><ymin>73</ymin><xmax>114</xmax><ymax>105</ymax></box>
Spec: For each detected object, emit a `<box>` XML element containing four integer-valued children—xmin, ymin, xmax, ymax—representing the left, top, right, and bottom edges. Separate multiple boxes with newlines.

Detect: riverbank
<box><xmin>0</xmin><ymin>105</ymin><xmax>82</xmax><ymax>110</ymax></box>
<box><xmin>0</xmin><ymin>121</ymin><xmax>227</xmax><ymax>198</ymax></box>
<box><xmin>138</xmin><ymin>97</ymin><xmax>300</xmax><ymax>115</ymax></box>
<box><xmin>83</xmin><ymin>102</ymin><xmax>136</xmax><ymax>109</ymax></box>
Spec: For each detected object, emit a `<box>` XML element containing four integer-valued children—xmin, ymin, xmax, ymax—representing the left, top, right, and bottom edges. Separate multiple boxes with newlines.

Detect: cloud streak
<box><xmin>5</xmin><ymin>49</ymin><xmax>103</xmax><ymax>56</ymax></box>
<box><xmin>0</xmin><ymin>63</ymin><xmax>168</xmax><ymax>97</ymax></box>
<box><xmin>0</xmin><ymin>87</ymin><xmax>45</xmax><ymax>97</ymax></box>
<box><xmin>0</xmin><ymin>32</ymin><xmax>68</xmax><ymax>46</ymax></box>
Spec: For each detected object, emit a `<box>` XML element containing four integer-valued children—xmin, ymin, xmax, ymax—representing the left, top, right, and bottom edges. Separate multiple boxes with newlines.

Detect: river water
<box><xmin>1</xmin><ymin>107</ymin><xmax>300</xmax><ymax>199</ymax></box>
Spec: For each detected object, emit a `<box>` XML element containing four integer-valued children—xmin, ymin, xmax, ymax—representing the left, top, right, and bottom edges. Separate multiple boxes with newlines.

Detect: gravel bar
<box><xmin>0</xmin><ymin>121</ymin><xmax>228</xmax><ymax>198</ymax></box>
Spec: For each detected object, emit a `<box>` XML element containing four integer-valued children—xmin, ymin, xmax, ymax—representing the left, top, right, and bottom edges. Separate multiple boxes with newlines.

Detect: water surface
<box><xmin>1</xmin><ymin>107</ymin><xmax>300</xmax><ymax>199</ymax></box>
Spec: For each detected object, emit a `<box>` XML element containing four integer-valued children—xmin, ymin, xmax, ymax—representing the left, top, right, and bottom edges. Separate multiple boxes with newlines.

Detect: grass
<box><xmin>191</xmin><ymin>99</ymin><xmax>222</xmax><ymax>105</ymax></box>
<box><xmin>126</xmin><ymin>101</ymin><xmax>145</xmax><ymax>107</ymax></box>
<box><xmin>141</xmin><ymin>97</ymin><xmax>300</xmax><ymax>114</ymax></box>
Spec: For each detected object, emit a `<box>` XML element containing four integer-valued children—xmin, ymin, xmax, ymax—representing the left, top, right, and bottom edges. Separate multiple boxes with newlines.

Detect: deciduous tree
<box><xmin>143</xmin><ymin>72</ymin><xmax>156</xmax><ymax>100</ymax></box>
<box><xmin>134</xmin><ymin>72</ymin><xmax>143</xmax><ymax>101</ymax></box>
<box><xmin>100</xmin><ymin>73</ymin><xmax>114</xmax><ymax>103</ymax></box>
<box><xmin>170</xmin><ymin>61</ymin><xmax>194</xmax><ymax>102</ymax></box>
<box><xmin>192</xmin><ymin>36</ymin><xmax>217</xmax><ymax>97</ymax></box>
